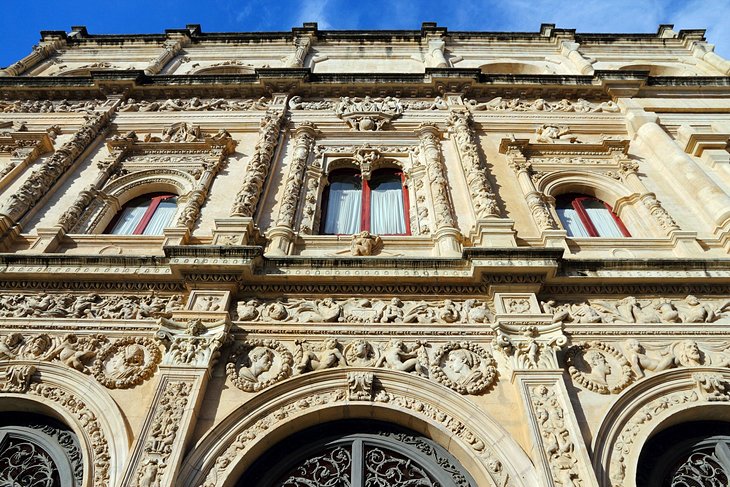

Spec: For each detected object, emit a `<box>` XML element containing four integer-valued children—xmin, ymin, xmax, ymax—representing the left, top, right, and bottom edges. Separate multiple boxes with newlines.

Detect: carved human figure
<box><xmin>535</xmin><ymin>125</ymin><xmax>577</xmax><ymax>143</ymax></box>
<box><xmin>112</xmin><ymin>344</ymin><xmax>147</xmax><ymax>380</ymax></box>
<box><xmin>25</xmin><ymin>334</ymin><xmax>52</xmax><ymax>359</ymax></box>
<box><xmin>297</xmin><ymin>338</ymin><xmax>345</xmax><ymax>372</ymax></box>
<box><xmin>236</xmin><ymin>299</ymin><xmax>260</xmax><ymax>321</ymax></box>
<box><xmin>350</xmin><ymin>231</ymin><xmax>382</xmax><ymax>256</ymax></box>
<box><xmin>654</xmin><ymin>299</ymin><xmax>680</xmax><ymax>323</ymax></box>
<box><xmin>675</xmin><ymin>340</ymin><xmax>704</xmax><ymax>367</ymax></box>
<box><xmin>438</xmin><ymin>299</ymin><xmax>460</xmax><ymax>323</ymax></box>
<box><xmin>0</xmin><ymin>333</ymin><xmax>22</xmax><ymax>360</ymax></box>
<box><xmin>345</xmin><ymin>339</ymin><xmax>376</xmax><ymax>366</ymax></box>
<box><xmin>584</xmin><ymin>350</ymin><xmax>612</xmax><ymax>385</ymax></box>
<box><xmin>238</xmin><ymin>347</ymin><xmax>274</xmax><ymax>383</ymax></box>
<box><xmin>49</xmin><ymin>334</ymin><xmax>97</xmax><ymax>372</ymax></box>
<box><xmin>376</xmin><ymin>340</ymin><xmax>427</xmax><ymax>376</ymax></box>
<box><xmin>137</xmin><ymin>458</ymin><xmax>161</xmax><ymax>487</ymax></box>
<box><xmin>570</xmin><ymin>303</ymin><xmax>603</xmax><ymax>324</ymax></box>
<box><xmin>683</xmin><ymin>295</ymin><xmax>720</xmax><ymax>323</ymax></box>
<box><xmin>463</xmin><ymin>299</ymin><xmax>491</xmax><ymax>323</ymax></box>
<box><xmin>623</xmin><ymin>338</ymin><xmax>674</xmax><ymax>378</ymax></box>
<box><xmin>380</xmin><ymin>298</ymin><xmax>404</xmax><ymax>323</ymax></box>
<box><xmin>316</xmin><ymin>298</ymin><xmax>342</xmax><ymax>323</ymax></box>
<box><xmin>444</xmin><ymin>348</ymin><xmax>485</xmax><ymax>386</ymax></box>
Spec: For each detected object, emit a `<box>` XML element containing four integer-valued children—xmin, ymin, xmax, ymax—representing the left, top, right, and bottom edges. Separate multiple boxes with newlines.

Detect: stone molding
<box><xmin>178</xmin><ymin>368</ymin><xmax>539</xmax><ymax>487</ymax></box>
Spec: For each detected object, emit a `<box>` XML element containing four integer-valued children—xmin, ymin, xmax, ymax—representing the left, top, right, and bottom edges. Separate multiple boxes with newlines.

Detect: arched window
<box><xmin>555</xmin><ymin>193</ymin><xmax>630</xmax><ymax>238</ymax></box>
<box><xmin>0</xmin><ymin>412</ymin><xmax>83</xmax><ymax>487</ymax></box>
<box><xmin>104</xmin><ymin>193</ymin><xmax>177</xmax><ymax>235</ymax></box>
<box><xmin>638</xmin><ymin>421</ymin><xmax>730</xmax><ymax>487</ymax></box>
<box><xmin>321</xmin><ymin>168</ymin><xmax>410</xmax><ymax>235</ymax></box>
<box><xmin>237</xmin><ymin>420</ymin><xmax>476</xmax><ymax>487</ymax></box>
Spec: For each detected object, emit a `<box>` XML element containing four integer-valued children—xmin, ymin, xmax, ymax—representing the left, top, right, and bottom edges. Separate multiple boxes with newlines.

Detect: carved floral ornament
<box><xmin>225</xmin><ymin>337</ymin><xmax>498</xmax><ymax>395</ymax></box>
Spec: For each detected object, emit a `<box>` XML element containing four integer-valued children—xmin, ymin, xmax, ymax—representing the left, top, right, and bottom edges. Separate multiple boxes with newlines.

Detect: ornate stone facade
<box><xmin>0</xmin><ymin>21</ymin><xmax>728</xmax><ymax>487</ymax></box>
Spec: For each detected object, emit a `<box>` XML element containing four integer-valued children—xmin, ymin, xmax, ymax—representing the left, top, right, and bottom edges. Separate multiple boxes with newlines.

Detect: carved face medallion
<box><xmin>430</xmin><ymin>341</ymin><xmax>498</xmax><ymax>395</ymax></box>
<box><xmin>565</xmin><ymin>341</ymin><xmax>634</xmax><ymax>394</ymax></box>
<box><xmin>226</xmin><ymin>339</ymin><xmax>293</xmax><ymax>392</ymax></box>
<box><xmin>93</xmin><ymin>337</ymin><xmax>162</xmax><ymax>389</ymax></box>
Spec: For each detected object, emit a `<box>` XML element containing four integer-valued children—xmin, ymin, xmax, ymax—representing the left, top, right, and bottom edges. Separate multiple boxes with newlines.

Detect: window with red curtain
<box><xmin>104</xmin><ymin>193</ymin><xmax>178</xmax><ymax>235</ymax></box>
<box><xmin>320</xmin><ymin>168</ymin><xmax>410</xmax><ymax>235</ymax></box>
<box><xmin>555</xmin><ymin>193</ymin><xmax>630</xmax><ymax>238</ymax></box>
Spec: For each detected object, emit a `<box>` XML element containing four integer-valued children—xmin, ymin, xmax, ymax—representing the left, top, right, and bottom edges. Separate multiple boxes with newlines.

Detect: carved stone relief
<box><xmin>158</xmin><ymin>317</ymin><xmax>230</xmax><ymax>368</ymax></box>
<box><xmin>334</xmin><ymin>96</ymin><xmax>403</xmax><ymax>131</ymax></box>
<box><xmin>466</xmin><ymin>97</ymin><xmax>619</xmax><ymax>113</ymax></box>
<box><xmin>233</xmin><ymin>297</ymin><xmax>493</xmax><ymax>324</ymax></box>
<box><xmin>0</xmin><ymin>292</ymin><xmax>184</xmax><ymax>319</ymax></box>
<box><xmin>542</xmin><ymin>296</ymin><xmax>730</xmax><ymax>324</ymax></box>
<box><xmin>119</xmin><ymin>97</ymin><xmax>270</xmax><ymax>112</ymax></box>
<box><xmin>349</xmin><ymin>231</ymin><xmax>383</xmax><ymax>256</ymax></box>
<box><xmin>230</xmin><ymin>111</ymin><xmax>285</xmax><ymax>217</ymax></box>
<box><xmin>565</xmin><ymin>341</ymin><xmax>634</xmax><ymax>394</ymax></box>
<box><xmin>0</xmin><ymin>99</ymin><xmax>102</xmax><ymax>113</ymax></box>
<box><xmin>347</xmin><ymin>371</ymin><xmax>374</xmax><ymax>400</ymax></box>
<box><xmin>92</xmin><ymin>337</ymin><xmax>162</xmax><ymax>389</ymax></box>
<box><xmin>134</xmin><ymin>380</ymin><xmax>192</xmax><ymax>487</ymax></box>
<box><xmin>226</xmin><ymin>337</ymin><xmax>497</xmax><ymax>395</ymax></box>
<box><xmin>529</xmin><ymin>384</ymin><xmax>584</xmax><ymax>487</ymax></box>
<box><xmin>430</xmin><ymin>341</ymin><xmax>498</xmax><ymax>394</ymax></box>
<box><xmin>226</xmin><ymin>339</ymin><xmax>293</xmax><ymax>392</ymax></box>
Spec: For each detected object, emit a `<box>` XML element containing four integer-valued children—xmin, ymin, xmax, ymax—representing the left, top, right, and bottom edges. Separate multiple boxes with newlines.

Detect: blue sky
<box><xmin>1</xmin><ymin>0</ymin><xmax>729</xmax><ymax>68</ymax></box>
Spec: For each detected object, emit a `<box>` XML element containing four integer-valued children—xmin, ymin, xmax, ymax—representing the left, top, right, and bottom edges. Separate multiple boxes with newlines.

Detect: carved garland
<box><xmin>226</xmin><ymin>339</ymin><xmax>294</xmax><ymax>392</ymax></box>
<box><xmin>430</xmin><ymin>341</ymin><xmax>498</xmax><ymax>395</ymax></box>
<box><xmin>565</xmin><ymin>341</ymin><xmax>634</xmax><ymax>394</ymax></box>
<box><xmin>92</xmin><ymin>337</ymin><xmax>162</xmax><ymax>389</ymax></box>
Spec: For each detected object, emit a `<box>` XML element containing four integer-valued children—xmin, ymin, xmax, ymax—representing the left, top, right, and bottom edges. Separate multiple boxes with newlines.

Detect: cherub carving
<box><xmin>376</xmin><ymin>340</ymin><xmax>428</xmax><ymax>376</ymax></box>
<box><xmin>296</xmin><ymin>338</ymin><xmax>345</xmax><ymax>373</ymax></box>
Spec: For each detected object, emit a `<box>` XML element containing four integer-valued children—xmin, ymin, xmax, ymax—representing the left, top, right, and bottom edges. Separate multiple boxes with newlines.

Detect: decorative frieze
<box><xmin>234</xmin><ymin>297</ymin><xmax>493</xmax><ymax>324</ymax></box>
<box><xmin>225</xmin><ymin>337</ymin><xmax>497</xmax><ymax>395</ymax></box>
<box><xmin>466</xmin><ymin>97</ymin><xmax>620</xmax><ymax>113</ymax></box>
<box><xmin>334</xmin><ymin>96</ymin><xmax>403</xmax><ymax>131</ymax></box>
<box><xmin>119</xmin><ymin>97</ymin><xmax>270</xmax><ymax>112</ymax></box>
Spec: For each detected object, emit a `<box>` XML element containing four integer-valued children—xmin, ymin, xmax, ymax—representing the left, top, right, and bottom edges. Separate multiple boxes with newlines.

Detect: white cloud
<box><xmin>295</xmin><ymin>0</ymin><xmax>333</xmax><ymax>29</ymax></box>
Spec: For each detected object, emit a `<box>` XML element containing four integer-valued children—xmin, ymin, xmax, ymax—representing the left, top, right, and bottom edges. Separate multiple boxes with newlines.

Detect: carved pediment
<box><xmin>335</xmin><ymin>96</ymin><xmax>403</xmax><ymax>131</ymax></box>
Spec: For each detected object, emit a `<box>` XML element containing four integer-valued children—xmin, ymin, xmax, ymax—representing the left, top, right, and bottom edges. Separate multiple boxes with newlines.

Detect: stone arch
<box><xmin>80</xmin><ymin>169</ymin><xmax>194</xmax><ymax>234</ymax></box>
<box><xmin>480</xmin><ymin>61</ymin><xmax>555</xmax><ymax>75</ymax></box>
<box><xmin>617</xmin><ymin>63</ymin><xmax>699</xmax><ymax>76</ymax></box>
<box><xmin>179</xmin><ymin>368</ymin><xmax>538</xmax><ymax>487</ymax></box>
<box><xmin>0</xmin><ymin>361</ymin><xmax>130</xmax><ymax>487</ymax></box>
<box><xmin>592</xmin><ymin>367</ymin><xmax>730</xmax><ymax>487</ymax></box>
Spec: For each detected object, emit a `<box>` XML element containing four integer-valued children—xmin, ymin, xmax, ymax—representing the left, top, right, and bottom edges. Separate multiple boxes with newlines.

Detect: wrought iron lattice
<box><xmin>240</xmin><ymin>421</ymin><xmax>473</xmax><ymax>487</ymax></box>
<box><xmin>671</xmin><ymin>441</ymin><xmax>730</xmax><ymax>487</ymax></box>
<box><xmin>0</xmin><ymin>434</ymin><xmax>60</xmax><ymax>487</ymax></box>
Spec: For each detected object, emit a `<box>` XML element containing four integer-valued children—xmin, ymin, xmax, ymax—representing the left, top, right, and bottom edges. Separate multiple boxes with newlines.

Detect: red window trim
<box><xmin>322</xmin><ymin>168</ymin><xmax>411</xmax><ymax>236</ymax></box>
<box><xmin>105</xmin><ymin>193</ymin><xmax>176</xmax><ymax>235</ymax></box>
<box><xmin>570</xmin><ymin>196</ymin><xmax>631</xmax><ymax>238</ymax></box>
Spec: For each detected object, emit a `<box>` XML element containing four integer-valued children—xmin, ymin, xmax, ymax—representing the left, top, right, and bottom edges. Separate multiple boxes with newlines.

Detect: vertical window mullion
<box><xmin>351</xmin><ymin>439</ymin><xmax>363</xmax><ymax>487</ymax></box>
<box><xmin>132</xmin><ymin>196</ymin><xmax>163</xmax><ymax>235</ymax></box>
<box><xmin>573</xmin><ymin>197</ymin><xmax>599</xmax><ymax>237</ymax></box>
<box><xmin>400</xmin><ymin>172</ymin><xmax>411</xmax><ymax>236</ymax></box>
<box><xmin>361</xmin><ymin>176</ymin><xmax>371</xmax><ymax>232</ymax></box>
<box><xmin>603</xmin><ymin>201</ymin><xmax>632</xmax><ymax>237</ymax></box>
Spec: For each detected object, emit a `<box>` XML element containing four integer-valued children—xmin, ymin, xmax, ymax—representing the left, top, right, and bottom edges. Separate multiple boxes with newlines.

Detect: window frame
<box><xmin>104</xmin><ymin>193</ymin><xmax>178</xmax><ymax>235</ymax></box>
<box><xmin>320</xmin><ymin>167</ymin><xmax>411</xmax><ymax>236</ymax></box>
<box><xmin>557</xmin><ymin>194</ymin><xmax>631</xmax><ymax>238</ymax></box>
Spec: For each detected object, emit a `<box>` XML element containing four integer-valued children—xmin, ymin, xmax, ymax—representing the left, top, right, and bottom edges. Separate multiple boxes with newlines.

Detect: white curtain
<box><xmin>323</xmin><ymin>182</ymin><xmax>361</xmax><ymax>234</ymax></box>
<box><xmin>371</xmin><ymin>181</ymin><xmax>405</xmax><ymax>235</ymax></box>
<box><xmin>110</xmin><ymin>205</ymin><xmax>146</xmax><ymax>235</ymax></box>
<box><xmin>556</xmin><ymin>207</ymin><xmax>590</xmax><ymax>237</ymax></box>
<box><xmin>583</xmin><ymin>200</ymin><xmax>625</xmax><ymax>237</ymax></box>
<box><xmin>143</xmin><ymin>199</ymin><xmax>178</xmax><ymax>235</ymax></box>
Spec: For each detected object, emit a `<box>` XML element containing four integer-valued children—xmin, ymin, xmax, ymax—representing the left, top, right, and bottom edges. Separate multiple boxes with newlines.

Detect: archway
<box><xmin>237</xmin><ymin>419</ymin><xmax>477</xmax><ymax>486</ymax></box>
<box><xmin>179</xmin><ymin>368</ymin><xmax>538</xmax><ymax>487</ymax></box>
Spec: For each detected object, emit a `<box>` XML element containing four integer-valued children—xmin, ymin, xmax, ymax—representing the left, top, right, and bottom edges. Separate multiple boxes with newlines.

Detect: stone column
<box><xmin>144</xmin><ymin>35</ymin><xmax>189</xmax><ymax>75</ymax></box>
<box><xmin>447</xmin><ymin>110</ymin><xmax>516</xmax><ymax>246</ymax></box>
<box><xmin>268</xmin><ymin>122</ymin><xmax>316</xmax><ymax>255</ymax></box>
<box><xmin>223</xmin><ymin>108</ymin><xmax>285</xmax><ymax>245</ymax></box>
<box><xmin>492</xmin><ymin>293</ymin><xmax>599</xmax><ymax>487</ymax></box>
<box><xmin>282</xmin><ymin>35</ymin><xmax>312</xmax><ymax>68</ymax></box>
<box><xmin>425</xmin><ymin>36</ymin><xmax>449</xmax><ymax>68</ymax></box>
<box><xmin>120</xmin><ymin>291</ymin><xmax>231</xmax><ymax>487</ymax></box>
<box><xmin>416</xmin><ymin>123</ymin><xmax>462</xmax><ymax>256</ymax></box>
<box><xmin>0</xmin><ymin>107</ymin><xmax>114</xmax><ymax>249</ymax></box>
<box><xmin>502</xmin><ymin>144</ymin><xmax>566</xmax><ymax>247</ymax></box>
<box><xmin>560</xmin><ymin>41</ymin><xmax>594</xmax><ymax>75</ymax></box>
<box><xmin>626</xmin><ymin>105</ymin><xmax>730</xmax><ymax>228</ymax></box>
<box><xmin>692</xmin><ymin>42</ymin><xmax>730</xmax><ymax>75</ymax></box>
<box><xmin>0</xmin><ymin>37</ymin><xmax>66</xmax><ymax>76</ymax></box>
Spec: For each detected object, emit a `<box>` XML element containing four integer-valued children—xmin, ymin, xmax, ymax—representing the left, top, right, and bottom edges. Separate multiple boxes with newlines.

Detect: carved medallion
<box><xmin>565</xmin><ymin>341</ymin><xmax>634</xmax><ymax>394</ymax></box>
<box><xmin>343</xmin><ymin>339</ymin><xmax>380</xmax><ymax>367</ymax></box>
<box><xmin>430</xmin><ymin>341</ymin><xmax>497</xmax><ymax>394</ymax></box>
<box><xmin>92</xmin><ymin>337</ymin><xmax>162</xmax><ymax>389</ymax></box>
<box><xmin>226</xmin><ymin>339</ymin><xmax>293</xmax><ymax>392</ymax></box>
